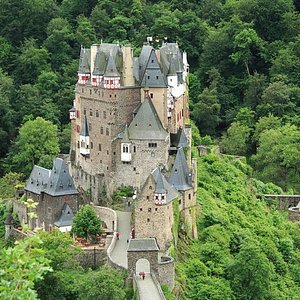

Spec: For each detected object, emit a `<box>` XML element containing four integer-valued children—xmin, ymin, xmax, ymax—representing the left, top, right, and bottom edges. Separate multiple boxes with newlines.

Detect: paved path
<box><xmin>136</xmin><ymin>275</ymin><xmax>164</xmax><ymax>300</ymax></box>
<box><xmin>110</xmin><ymin>211</ymin><xmax>131</xmax><ymax>268</ymax></box>
<box><xmin>110</xmin><ymin>210</ymin><xmax>164</xmax><ymax>300</ymax></box>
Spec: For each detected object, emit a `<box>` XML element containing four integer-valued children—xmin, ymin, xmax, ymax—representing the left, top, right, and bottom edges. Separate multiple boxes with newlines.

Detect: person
<box><xmin>141</xmin><ymin>271</ymin><xmax>145</xmax><ymax>280</ymax></box>
<box><xmin>116</xmin><ymin>232</ymin><xmax>120</xmax><ymax>240</ymax></box>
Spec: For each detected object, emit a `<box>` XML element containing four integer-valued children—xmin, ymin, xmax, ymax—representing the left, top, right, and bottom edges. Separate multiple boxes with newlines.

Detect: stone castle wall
<box><xmin>22</xmin><ymin>192</ymin><xmax>79</xmax><ymax>231</ymax></box>
<box><xmin>112</xmin><ymin>138</ymin><xmax>169</xmax><ymax>192</ymax></box>
<box><xmin>158</xmin><ymin>257</ymin><xmax>175</xmax><ymax>290</ymax></box>
<box><xmin>135</xmin><ymin>196</ymin><xmax>174</xmax><ymax>251</ymax></box>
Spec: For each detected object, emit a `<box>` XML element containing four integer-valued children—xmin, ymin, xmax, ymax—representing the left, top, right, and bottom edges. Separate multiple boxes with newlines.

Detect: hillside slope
<box><xmin>176</xmin><ymin>155</ymin><xmax>300</xmax><ymax>299</ymax></box>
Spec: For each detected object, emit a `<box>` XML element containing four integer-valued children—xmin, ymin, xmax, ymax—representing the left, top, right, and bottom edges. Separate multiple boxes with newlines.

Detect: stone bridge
<box><xmin>264</xmin><ymin>194</ymin><xmax>300</xmax><ymax>209</ymax></box>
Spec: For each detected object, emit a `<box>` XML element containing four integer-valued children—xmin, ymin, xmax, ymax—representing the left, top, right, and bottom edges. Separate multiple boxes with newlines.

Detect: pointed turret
<box><xmin>46</xmin><ymin>158</ymin><xmax>78</xmax><ymax>196</ymax></box>
<box><xmin>80</xmin><ymin>115</ymin><xmax>90</xmax><ymax>156</ymax></box>
<box><xmin>152</xmin><ymin>168</ymin><xmax>179</xmax><ymax>205</ymax></box>
<box><xmin>121</xmin><ymin>125</ymin><xmax>132</xmax><ymax>162</ymax></box>
<box><xmin>169</xmin><ymin>148</ymin><xmax>192</xmax><ymax>191</ymax></box>
<box><xmin>78</xmin><ymin>47</ymin><xmax>91</xmax><ymax>85</ymax></box>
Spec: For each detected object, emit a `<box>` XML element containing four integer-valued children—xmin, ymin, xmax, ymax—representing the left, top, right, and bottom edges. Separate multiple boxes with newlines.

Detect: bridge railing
<box><xmin>151</xmin><ymin>273</ymin><xmax>166</xmax><ymax>300</ymax></box>
<box><xmin>133</xmin><ymin>275</ymin><xmax>142</xmax><ymax>300</ymax></box>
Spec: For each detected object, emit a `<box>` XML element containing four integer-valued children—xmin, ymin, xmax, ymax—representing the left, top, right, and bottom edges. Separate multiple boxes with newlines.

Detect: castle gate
<box><xmin>127</xmin><ymin>238</ymin><xmax>159</xmax><ymax>278</ymax></box>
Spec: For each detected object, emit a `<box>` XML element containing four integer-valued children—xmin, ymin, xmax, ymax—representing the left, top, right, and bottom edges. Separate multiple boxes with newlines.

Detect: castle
<box><xmin>69</xmin><ymin>41</ymin><xmax>197</xmax><ymax>249</ymax></box>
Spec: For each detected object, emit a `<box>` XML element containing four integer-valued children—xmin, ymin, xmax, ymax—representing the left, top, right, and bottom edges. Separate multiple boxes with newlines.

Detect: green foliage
<box><xmin>0</xmin><ymin>235</ymin><xmax>52</xmax><ymax>299</ymax></box>
<box><xmin>252</xmin><ymin>124</ymin><xmax>300</xmax><ymax>191</ymax></box>
<box><xmin>6</xmin><ymin>117</ymin><xmax>60</xmax><ymax>176</ymax></box>
<box><xmin>176</xmin><ymin>155</ymin><xmax>300</xmax><ymax>298</ymax></box>
<box><xmin>0</xmin><ymin>172</ymin><xmax>24</xmax><ymax>199</ymax></box>
<box><xmin>71</xmin><ymin>205</ymin><xmax>102</xmax><ymax>240</ymax></box>
<box><xmin>161</xmin><ymin>284</ymin><xmax>175</xmax><ymax>300</ymax></box>
<box><xmin>221</xmin><ymin>122</ymin><xmax>251</xmax><ymax>156</ymax></box>
<box><xmin>77</xmin><ymin>267</ymin><xmax>126</xmax><ymax>300</ymax></box>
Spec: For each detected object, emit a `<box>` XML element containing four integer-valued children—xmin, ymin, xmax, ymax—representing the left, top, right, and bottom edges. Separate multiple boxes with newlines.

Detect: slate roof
<box><xmin>159</xmin><ymin>43</ymin><xmax>184</xmax><ymax>77</ymax></box>
<box><xmin>80</xmin><ymin>115</ymin><xmax>89</xmax><ymax>136</ymax></box>
<box><xmin>152</xmin><ymin>168</ymin><xmax>179</xmax><ymax>203</ymax></box>
<box><xmin>25</xmin><ymin>166</ymin><xmax>50</xmax><ymax>195</ymax></box>
<box><xmin>78</xmin><ymin>47</ymin><xmax>91</xmax><ymax>74</ymax></box>
<box><xmin>25</xmin><ymin>158</ymin><xmax>78</xmax><ymax>196</ymax></box>
<box><xmin>170</xmin><ymin>127</ymin><xmax>188</xmax><ymax>148</ymax></box>
<box><xmin>54</xmin><ymin>203</ymin><xmax>74</xmax><ymax>227</ymax></box>
<box><xmin>127</xmin><ymin>97</ymin><xmax>168</xmax><ymax>140</ymax></box>
<box><xmin>122</xmin><ymin>125</ymin><xmax>130</xmax><ymax>143</ymax></box>
<box><xmin>93</xmin><ymin>51</ymin><xmax>107</xmax><ymax>75</ymax></box>
<box><xmin>104</xmin><ymin>54</ymin><xmax>120</xmax><ymax>77</ymax></box>
<box><xmin>168</xmin><ymin>148</ymin><xmax>192</xmax><ymax>191</ymax></box>
<box><xmin>127</xmin><ymin>238</ymin><xmax>159</xmax><ymax>252</ymax></box>
<box><xmin>139</xmin><ymin>45</ymin><xmax>153</xmax><ymax>79</ymax></box>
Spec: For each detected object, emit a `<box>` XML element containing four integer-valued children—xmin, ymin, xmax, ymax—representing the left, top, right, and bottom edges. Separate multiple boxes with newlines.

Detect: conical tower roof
<box><xmin>169</xmin><ymin>148</ymin><xmax>192</xmax><ymax>191</ymax></box>
<box><xmin>80</xmin><ymin>115</ymin><xmax>89</xmax><ymax>137</ymax></box>
<box><xmin>104</xmin><ymin>54</ymin><xmax>120</xmax><ymax>77</ymax></box>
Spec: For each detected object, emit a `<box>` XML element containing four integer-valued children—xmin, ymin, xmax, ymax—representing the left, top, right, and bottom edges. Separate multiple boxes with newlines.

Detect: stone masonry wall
<box><xmin>93</xmin><ymin>205</ymin><xmax>116</xmax><ymax>232</ymax></box>
<box><xmin>158</xmin><ymin>258</ymin><xmax>175</xmax><ymax>290</ymax></box>
<box><xmin>24</xmin><ymin>192</ymin><xmax>79</xmax><ymax>231</ymax></box>
<box><xmin>112</xmin><ymin>138</ymin><xmax>169</xmax><ymax>192</ymax></box>
<box><xmin>135</xmin><ymin>179</ymin><xmax>174</xmax><ymax>250</ymax></box>
<box><xmin>76</xmin><ymin>247</ymin><xmax>107</xmax><ymax>269</ymax></box>
<box><xmin>127</xmin><ymin>250</ymin><xmax>159</xmax><ymax>278</ymax></box>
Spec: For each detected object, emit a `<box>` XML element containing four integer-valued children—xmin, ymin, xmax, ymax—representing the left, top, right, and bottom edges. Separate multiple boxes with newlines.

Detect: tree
<box><xmin>231</xmin><ymin>28</ymin><xmax>264</xmax><ymax>76</ymax></box>
<box><xmin>44</xmin><ymin>18</ymin><xmax>74</xmax><ymax>70</ymax></box>
<box><xmin>71</xmin><ymin>205</ymin><xmax>102</xmax><ymax>240</ymax></box>
<box><xmin>75</xmin><ymin>16</ymin><xmax>96</xmax><ymax>47</ymax></box>
<box><xmin>191</xmin><ymin>87</ymin><xmax>221</xmax><ymax>136</ymax></box>
<box><xmin>7</xmin><ymin>117</ymin><xmax>60</xmax><ymax>176</ymax></box>
<box><xmin>228</xmin><ymin>241</ymin><xmax>274</xmax><ymax>300</ymax></box>
<box><xmin>0</xmin><ymin>236</ymin><xmax>52</xmax><ymax>299</ymax></box>
<box><xmin>14</xmin><ymin>39</ymin><xmax>50</xmax><ymax>85</ymax></box>
<box><xmin>0</xmin><ymin>172</ymin><xmax>24</xmax><ymax>199</ymax></box>
<box><xmin>0</xmin><ymin>69</ymin><xmax>16</xmax><ymax>158</ymax></box>
<box><xmin>257</xmin><ymin>81</ymin><xmax>299</xmax><ymax>118</ymax></box>
<box><xmin>252</xmin><ymin>124</ymin><xmax>300</xmax><ymax>192</ymax></box>
<box><xmin>221</xmin><ymin>122</ymin><xmax>251</xmax><ymax>156</ymax></box>
<box><xmin>78</xmin><ymin>268</ymin><xmax>126</xmax><ymax>300</ymax></box>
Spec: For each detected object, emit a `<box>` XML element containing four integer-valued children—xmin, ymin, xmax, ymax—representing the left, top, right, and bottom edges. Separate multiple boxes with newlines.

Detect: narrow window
<box><xmin>103</xmin><ymin>111</ymin><xmax>106</xmax><ymax>119</ymax></box>
<box><xmin>84</xmin><ymin>108</ymin><xmax>86</xmax><ymax>115</ymax></box>
<box><xmin>155</xmin><ymin>208</ymin><xmax>158</xmax><ymax>211</ymax></box>
<box><xmin>96</xmin><ymin>110</ymin><xmax>99</xmax><ymax>117</ymax></box>
<box><xmin>188</xmin><ymin>194</ymin><xmax>191</xmax><ymax>200</ymax></box>
<box><xmin>91</xmin><ymin>142</ymin><xmax>93</xmax><ymax>149</ymax></box>
<box><xmin>98</xmin><ymin>144</ymin><xmax>102</xmax><ymax>151</ymax></box>
<box><xmin>106</xmin><ymin>128</ymin><xmax>109</xmax><ymax>136</ymax></box>
<box><xmin>150</xmin><ymin>93</ymin><xmax>153</xmax><ymax>99</ymax></box>
<box><xmin>89</xmin><ymin>109</ymin><xmax>93</xmax><ymax>116</ymax></box>
<box><xmin>101</xmin><ymin>127</ymin><xmax>103</xmax><ymax>134</ymax></box>
<box><xmin>147</xmin><ymin>218</ymin><xmax>150</xmax><ymax>222</ymax></box>
<box><xmin>140</xmin><ymin>208</ymin><xmax>143</xmax><ymax>211</ymax></box>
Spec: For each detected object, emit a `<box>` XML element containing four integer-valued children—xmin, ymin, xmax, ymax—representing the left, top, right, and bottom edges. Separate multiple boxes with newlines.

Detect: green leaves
<box><xmin>8</xmin><ymin>117</ymin><xmax>60</xmax><ymax>176</ymax></box>
<box><xmin>71</xmin><ymin>205</ymin><xmax>102</xmax><ymax>240</ymax></box>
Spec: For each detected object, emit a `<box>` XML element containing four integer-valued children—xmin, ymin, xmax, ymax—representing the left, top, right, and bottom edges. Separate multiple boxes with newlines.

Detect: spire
<box><xmin>155</xmin><ymin>169</ymin><xmax>166</xmax><ymax>194</ymax></box>
<box><xmin>80</xmin><ymin>115</ymin><xmax>89</xmax><ymax>136</ymax></box>
<box><xmin>122</xmin><ymin>124</ymin><xmax>130</xmax><ymax>143</ymax></box>
<box><xmin>169</xmin><ymin>148</ymin><xmax>192</xmax><ymax>191</ymax></box>
<box><xmin>104</xmin><ymin>54</ymin><xmax>120</xmax><ymax>77</ymax></box>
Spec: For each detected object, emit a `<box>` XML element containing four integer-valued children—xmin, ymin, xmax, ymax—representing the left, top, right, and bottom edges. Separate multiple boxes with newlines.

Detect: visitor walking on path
<box><xmin>140</xmin><ymin>271</ymin><xmax>145</xmax><ymax>280</ymax></box>
<box><xmin>116</xmin><ymin>231</ymin><xmax>120</xmax><ymax>240</ymax></box>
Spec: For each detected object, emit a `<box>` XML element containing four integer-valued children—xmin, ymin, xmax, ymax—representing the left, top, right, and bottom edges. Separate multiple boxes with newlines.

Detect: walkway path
<box><xmin>136</xmin><ymin>275</ymin><xmax>164</xmax><ymax>300</ymax></box>
<box><xmin>110</xmin><ymin>210</ymin><xmax>164</xmax><ymax>300</ymax></box>
<box><xmin>110</xmin><ymin>211</ymin><xmax>131</xmax><ymax>268</ymax></box>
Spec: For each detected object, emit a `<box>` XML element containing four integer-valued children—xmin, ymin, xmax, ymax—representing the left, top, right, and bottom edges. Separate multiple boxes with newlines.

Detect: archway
<box><xmin>136</xmin><ymin>258</ymin><xmax>150</xmax><ymax>276</ymax></box>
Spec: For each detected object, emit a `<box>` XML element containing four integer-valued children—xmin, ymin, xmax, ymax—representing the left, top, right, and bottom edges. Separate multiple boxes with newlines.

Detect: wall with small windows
<box><xmin>134</xmin><ymin>176</ymin><xmax>174</xmax><ymax>250</ymax></box>
<box><xmin>112</xmin><ymin>138</ymin><xmax>169</xmax><ymax>192</ymax></box>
